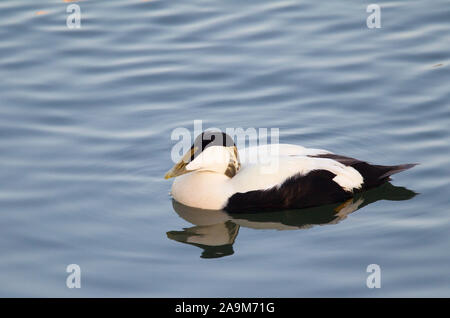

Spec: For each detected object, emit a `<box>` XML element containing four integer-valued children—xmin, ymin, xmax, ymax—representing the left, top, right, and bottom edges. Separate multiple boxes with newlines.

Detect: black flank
<box><xmin>225</xmin><ymin>170</ymin><xmax>353</xmax><ymax>213</ymax></box>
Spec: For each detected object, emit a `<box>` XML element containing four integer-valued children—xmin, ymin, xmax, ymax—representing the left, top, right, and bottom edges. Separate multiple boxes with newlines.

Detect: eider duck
<box><xmin>164</xmin><ymin>131</ymin><xmax>416</xmax><ymax>213</ymax></box>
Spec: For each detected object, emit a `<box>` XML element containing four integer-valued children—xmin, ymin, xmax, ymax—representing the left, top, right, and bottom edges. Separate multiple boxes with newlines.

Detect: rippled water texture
<box><xmin>0</xmin><ymin>0</ymin><xmax>449</xmax><ymax>297</ymax></box>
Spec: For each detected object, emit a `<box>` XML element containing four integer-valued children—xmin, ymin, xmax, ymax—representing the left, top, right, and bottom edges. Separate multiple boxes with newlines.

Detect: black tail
<box><xmin>346</xmin><ymin>162</ymin><xmax>418</xmax><ymax>190</ymax></box>
<box><xmin>311</xmin><ymin>154</ymin><xmax>418</xmax><ymax>190</ymax></box>
<box><xmin>378</xmin><ymin>163</ymin><xmax>418</xmax><ymax>179</ymax></box>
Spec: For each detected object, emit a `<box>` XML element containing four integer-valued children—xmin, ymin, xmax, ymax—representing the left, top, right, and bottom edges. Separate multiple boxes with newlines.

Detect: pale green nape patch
<box><xmin>224</xmin><ymin>146</ymin><xmax>241</xmax><ymax>178</ymax></box>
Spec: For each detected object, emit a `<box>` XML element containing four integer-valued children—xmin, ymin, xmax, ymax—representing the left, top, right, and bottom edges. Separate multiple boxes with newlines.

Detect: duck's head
<box><xmin>164</xmin><ymin>131</ymin><xmax>241</xmax><ymax>179</ymax></box>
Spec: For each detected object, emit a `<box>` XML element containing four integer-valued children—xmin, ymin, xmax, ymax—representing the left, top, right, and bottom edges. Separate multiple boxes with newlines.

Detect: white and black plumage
<box><xmin>164</xmin><ymin>131</ymin><xmax>416</xmax><ymax>213</ymax></box>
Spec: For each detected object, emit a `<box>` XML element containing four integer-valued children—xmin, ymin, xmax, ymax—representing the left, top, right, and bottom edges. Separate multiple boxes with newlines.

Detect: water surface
<box><xmin>0</xmin><ymin>0</ymin><xmax>449</xmax><ymax>297</ymax></box>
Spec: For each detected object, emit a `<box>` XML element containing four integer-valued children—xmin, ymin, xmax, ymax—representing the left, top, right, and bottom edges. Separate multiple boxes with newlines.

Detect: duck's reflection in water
<box><xmin>167</xmin><ymin>183</ymin><xmax>416</xmax><ymax>258</ymax></box>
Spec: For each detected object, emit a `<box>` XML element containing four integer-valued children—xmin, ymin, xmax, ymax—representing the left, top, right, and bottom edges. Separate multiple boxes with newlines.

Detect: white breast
<box><xmin>171</xmin><ymin>172</ymin><xmax>233</xmax><ymax>210</ymax></box>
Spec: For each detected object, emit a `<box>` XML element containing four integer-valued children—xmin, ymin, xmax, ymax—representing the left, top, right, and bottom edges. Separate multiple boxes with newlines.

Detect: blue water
<box><xmin>0</xmin><ymin>0</ymin><xmax>449</xmax><ymax>297</ymax></box>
